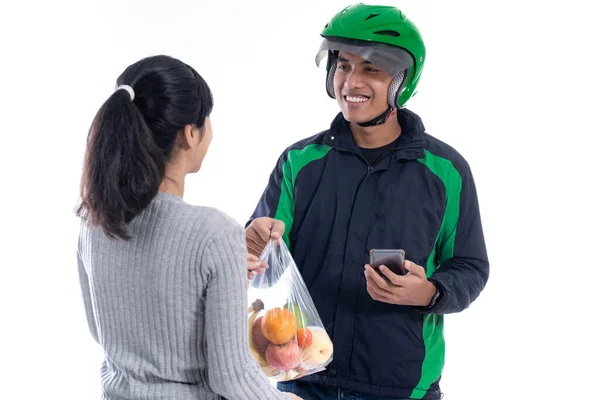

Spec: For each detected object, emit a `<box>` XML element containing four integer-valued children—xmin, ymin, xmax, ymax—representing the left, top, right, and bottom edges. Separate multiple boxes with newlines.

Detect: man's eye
<box><xmin>365</xmin><ymin>67</ymin><xmax>379</xmax><ymax>73</ymax></box>
<box><xmin>337</xmin><ymin>64</ymin><xmax>349</xmax><ymax>70</ymax></box>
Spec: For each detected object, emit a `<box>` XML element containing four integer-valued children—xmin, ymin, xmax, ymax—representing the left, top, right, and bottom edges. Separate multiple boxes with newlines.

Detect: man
<box><xmin>245</xmin><ymin>4</ymin><xmax>489</xmax><ymax>400</ymax></box>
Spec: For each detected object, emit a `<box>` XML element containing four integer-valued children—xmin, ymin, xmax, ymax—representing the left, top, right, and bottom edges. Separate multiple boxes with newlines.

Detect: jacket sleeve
<box><xmin>246</xmin><ymin>149</ymin><xmax>295</xmax><ymax>249</ymax></box>
<box><xmin>426</xmin><ymin>163</ymin><xmax>489</xmax><ymax>314</ymax></box>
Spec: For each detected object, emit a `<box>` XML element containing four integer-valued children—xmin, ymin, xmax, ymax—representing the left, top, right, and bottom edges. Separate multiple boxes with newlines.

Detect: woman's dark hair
<box><xmin>76</xmin><ymin>55</ymin><xmax>213</xmax><ymax>240</ymax></box>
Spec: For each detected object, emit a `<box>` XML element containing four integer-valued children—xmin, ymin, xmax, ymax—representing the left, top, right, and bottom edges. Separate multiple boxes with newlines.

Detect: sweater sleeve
<box><xmin>77</xmin><ymin>250</ymin><xmax>99</xmax><ymax>344</ymax></box>
<box><xmin>201</xmin><ymin>227</ymin><xmax>288</xmax><ymax>400</ymax></box>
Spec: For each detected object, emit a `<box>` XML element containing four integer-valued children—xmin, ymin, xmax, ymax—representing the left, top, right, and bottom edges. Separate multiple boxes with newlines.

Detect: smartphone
<box><xmin>369</xmin><ymin>249</ymin><xmax>406</xmax><ymax>277</ymax></box>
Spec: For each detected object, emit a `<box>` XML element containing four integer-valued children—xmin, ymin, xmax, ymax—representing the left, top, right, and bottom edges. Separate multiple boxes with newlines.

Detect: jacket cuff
<box><xmin>414</xmin><ymin>279</ymin><xmax>446</xmax><ymax>314</ymax></box>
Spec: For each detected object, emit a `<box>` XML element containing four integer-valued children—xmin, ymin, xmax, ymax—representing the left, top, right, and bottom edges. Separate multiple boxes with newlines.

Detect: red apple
<box><xmin>252</xmin><ymin>316</ymin><xmax>271</xmax><ymax>355</ymax></box>
<box><xmin>296</xmin><ymin>328</ymin><xmax>313</xmax><ymax>348</ymax></box>
<box><xmin>265</xmin><ymin>341</ymin><xmax>301</xmax><ymax>371</ymax></box>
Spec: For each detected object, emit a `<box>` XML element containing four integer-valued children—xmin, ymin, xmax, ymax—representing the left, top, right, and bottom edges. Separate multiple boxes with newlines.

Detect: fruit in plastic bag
<box><xmin>265</xmin><ymin>340</ymin><xmax>301</xmax><ymax>371</ymax></box>
<box><xmin>261</xmin><ymin>307</ymin><xmax>297</xmax><ymax>344</ymax></box>
<box><xmin>301</xmin><ymin>327</ymin><xmax>334</xmax><ymax>368</ymax></box>
<box><xmin>283</xmin><ymin>303</ymin><xmax>307</xmax><ymax>329</ymax></box>
<box><xmin>248</xmin><ymin>300</ymin><xmax>269</xmax><ymax>368</ymax></box>
<box><xmin>296</xmin><ymin>328</ymin><xmax>312</xmax><ymax>348</ymax></box>
<box><xmin>252</xmin><ymin>316</ymin><xmax>270</xmax><ymax>355</ymax></box>
<box><xmin>247</xmin><ymin>238</ymin><xmax>334</xmax><ymax>381</ymax></box>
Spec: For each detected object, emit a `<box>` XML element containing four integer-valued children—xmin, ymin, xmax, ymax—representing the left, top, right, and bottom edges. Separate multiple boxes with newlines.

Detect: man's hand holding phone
<box><xmin>365</xmin><ymin>252</ymin><xmax>437</xmax><ymax>307</ymax></box>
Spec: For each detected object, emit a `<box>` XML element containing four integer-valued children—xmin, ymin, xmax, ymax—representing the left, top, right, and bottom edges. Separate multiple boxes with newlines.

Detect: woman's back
<box><xmin>78</xmin><ymin>192</ymin><xmax>287</xmax><ymax>399</ymax></box>
<box><xmin>75</xmin><ymin>54</ymin><xmax>292</xmax><ymax>400</ymax></box>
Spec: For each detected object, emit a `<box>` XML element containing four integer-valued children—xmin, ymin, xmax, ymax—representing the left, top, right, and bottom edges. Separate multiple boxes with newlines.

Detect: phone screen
<box><xmin>369</xmin><ymin>249</ymin><xmax>406</xmax><ymax>277</ymax></box>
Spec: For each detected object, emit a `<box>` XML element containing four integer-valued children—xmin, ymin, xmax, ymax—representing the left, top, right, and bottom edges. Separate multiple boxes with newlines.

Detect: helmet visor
<box><xmin>315</xmin><ymin>36</ymin><xmax>414</xmax><ymax>77</ymax></box>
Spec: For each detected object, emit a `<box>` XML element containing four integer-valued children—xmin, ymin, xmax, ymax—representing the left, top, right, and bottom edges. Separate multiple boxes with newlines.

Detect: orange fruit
<box><xmin>261</xmin><ymin>307</ymin><xmax>297</xmax><ymax>344</ymax></box>
<box><xmin>296</xmin><ymin>328</ymin><xmax>313</xmax><ymax>348</ymax></box>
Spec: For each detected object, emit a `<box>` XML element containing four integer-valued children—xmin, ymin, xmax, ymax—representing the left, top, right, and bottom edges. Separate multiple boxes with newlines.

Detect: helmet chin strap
<box><xmin>356</xmin><ymin>105</ymin><xmax>395</xmax><ymax>127</ymax></box>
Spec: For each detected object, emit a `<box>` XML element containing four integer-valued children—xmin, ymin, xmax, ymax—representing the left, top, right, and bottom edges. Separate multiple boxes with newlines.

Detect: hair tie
<box><xmin>115</xmin><ymin>84</ymin><xmax>135</xmax><ymax>101</ymax></box>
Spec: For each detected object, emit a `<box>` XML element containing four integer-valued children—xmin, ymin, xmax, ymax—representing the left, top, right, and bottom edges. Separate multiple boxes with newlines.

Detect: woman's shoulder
<box><xmin>152</xmin><ymin>193</ymin><xmax>239</xmax><ymax>228</ymax></box>
<box><xmin>77</xmin><ymin>193</ymin><xmax>245</xmax><ymax>248</ymax></box>
<box><xmin>165</xmin><ymin>200</ymin><xmax>244</xmax><ymax>242</ymax></box>
<box><xmin>189</xmin><ymin>205</ymin><xmax>243</xmax><ymax>234</ymax></box>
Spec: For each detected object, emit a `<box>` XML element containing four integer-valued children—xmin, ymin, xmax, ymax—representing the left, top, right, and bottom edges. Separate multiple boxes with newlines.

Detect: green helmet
<box><xmin>315</xmin><ymin>3</ymin><xmax>426</xmax><ymax>108</ymax></box>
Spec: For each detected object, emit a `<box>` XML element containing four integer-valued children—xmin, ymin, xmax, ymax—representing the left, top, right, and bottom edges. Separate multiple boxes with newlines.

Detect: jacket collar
<box><xmin>322</xmin><ymin>108</ymin><xmax>426</xmax><ymax>161</ymax></box>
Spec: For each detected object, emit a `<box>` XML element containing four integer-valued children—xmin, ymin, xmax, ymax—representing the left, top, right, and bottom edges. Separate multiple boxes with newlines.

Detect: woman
<box><xmin>76</xmin><ymin>55</ymin><xmax>300</xmax><ymax>400</ymax></box>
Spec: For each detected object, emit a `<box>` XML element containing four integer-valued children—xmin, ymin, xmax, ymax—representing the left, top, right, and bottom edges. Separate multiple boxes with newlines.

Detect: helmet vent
<box><xmin>325</xmin><ymin>23</ymin><xmax>329</xmax><ymax>28</ymax></box>
<box><xmin>365</xmin><ymin>13</ymin><xmax>380</xmax><ymax>20</ymax></box>
<box><xmin>374</xmin><ymin>30</ymin><xmax>400</xmax><ymax>37</ymax></box>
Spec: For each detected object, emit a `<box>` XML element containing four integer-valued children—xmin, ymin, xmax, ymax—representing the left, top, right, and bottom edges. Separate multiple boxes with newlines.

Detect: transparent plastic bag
<box><xmin>247</xmin><ymin>238</ymin><xmax>334</xmax><ymax>381</ymax></box>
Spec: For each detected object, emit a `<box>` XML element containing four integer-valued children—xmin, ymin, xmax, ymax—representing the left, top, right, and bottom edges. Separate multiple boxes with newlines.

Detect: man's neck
<box><xmin>349</xmin><ymin>115</ymin><xmax>402</xmax><ymax>149</ymax></box>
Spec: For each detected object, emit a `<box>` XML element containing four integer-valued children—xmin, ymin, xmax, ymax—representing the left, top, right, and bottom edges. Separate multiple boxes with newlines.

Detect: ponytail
<box><xmin>76</xmin><ymin>55</ymin><xmax>214</xmax><ymax>240</ymax></box>
<box><xmin>77</xmin><ymin>88</ymin><xmax>164</xmax><ymax>240</ymax></box>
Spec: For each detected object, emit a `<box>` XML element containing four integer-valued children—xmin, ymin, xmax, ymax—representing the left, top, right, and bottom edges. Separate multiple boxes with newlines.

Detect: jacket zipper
<box><xmin>344</xmin><ymin>159</ymin><xmax>375</xmax><ymax>375</ymax></box>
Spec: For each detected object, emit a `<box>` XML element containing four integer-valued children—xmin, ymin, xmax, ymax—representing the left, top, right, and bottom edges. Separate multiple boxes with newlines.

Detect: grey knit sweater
<box><xmin>77</xmin><ymin>192</ymin><xmax>288</xmax><ymax>400</ymax></box>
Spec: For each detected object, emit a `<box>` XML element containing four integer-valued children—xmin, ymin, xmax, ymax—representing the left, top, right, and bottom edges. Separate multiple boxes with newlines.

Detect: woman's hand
<box><xmin>247</xmin><ymin>253</ymin><xmax>268</xmax><ymax>279</ymax></box>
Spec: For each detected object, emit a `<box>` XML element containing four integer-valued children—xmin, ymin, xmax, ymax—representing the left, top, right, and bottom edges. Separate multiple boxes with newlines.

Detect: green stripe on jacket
<box><xmin>274</xmin><ymin>144</ymin><xmax>331</xmax><ymax>248</ymax></box>
<box><xmin>411</xmin><ymin>149</ymin><xmax>462</xmax><ymax>399</ymax></box>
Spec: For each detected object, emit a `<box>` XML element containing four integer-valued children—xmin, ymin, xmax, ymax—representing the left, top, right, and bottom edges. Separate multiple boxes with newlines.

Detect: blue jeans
<box><xmin>277</xmin><ymin>381</ymin><xmax>412</xmax><ymax>400</ymax></box>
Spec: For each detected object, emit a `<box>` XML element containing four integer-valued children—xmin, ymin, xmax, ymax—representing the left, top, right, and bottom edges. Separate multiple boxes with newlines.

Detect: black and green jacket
<box><xmin>247</xmin><ymin>109</ymin><xmax>489</xmax><ymax>399</ymax></box>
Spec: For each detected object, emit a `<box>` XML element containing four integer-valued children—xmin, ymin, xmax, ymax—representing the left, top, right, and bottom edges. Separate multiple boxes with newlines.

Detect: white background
<box><xmin>1</xmin><ymin>0</ymin><xmax>598</xmax><ymax>399</ymax></box>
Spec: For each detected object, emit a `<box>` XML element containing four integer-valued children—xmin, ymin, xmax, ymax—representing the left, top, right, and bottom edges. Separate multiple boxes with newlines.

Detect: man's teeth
<box><xmin>346</xmin><ymin>96</ymin><xmax>369</xmax><ymax>103</ymax></box>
